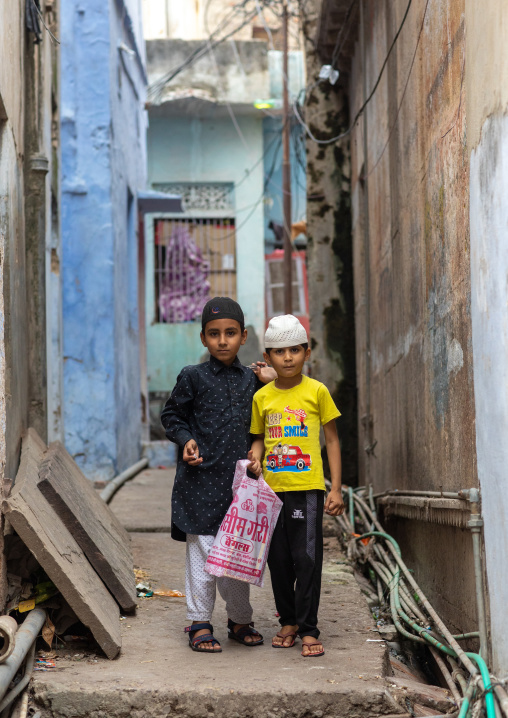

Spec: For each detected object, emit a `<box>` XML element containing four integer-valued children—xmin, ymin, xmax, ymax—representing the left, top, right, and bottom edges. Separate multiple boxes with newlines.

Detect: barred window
<box><xmin>154</xmin><ymin>217</ymin><xmax>237</xmax><ymax>324</ymax></box>
<box><xmin>152</xmin><ymin>183</ymin><xmax>237</xmax><ymax>324</ymax></box>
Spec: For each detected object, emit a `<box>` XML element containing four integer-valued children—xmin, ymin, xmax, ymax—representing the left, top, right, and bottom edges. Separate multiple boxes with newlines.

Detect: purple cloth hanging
<box><xmin>158</xmin><ymin>225</ymin><xmax>210</xmax><ymax>323</ymax></box>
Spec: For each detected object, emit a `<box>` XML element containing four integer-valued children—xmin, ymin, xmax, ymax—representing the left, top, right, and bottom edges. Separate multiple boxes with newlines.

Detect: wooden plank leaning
<box><xmin>38</xmin><ymin>441</ymin><xmax>137</xmax><ymax>613</ymax></box>
<box><xmin>3</xmin><ymin>429</ymin><xmax>121</xmax><ymax>659</ymax></box>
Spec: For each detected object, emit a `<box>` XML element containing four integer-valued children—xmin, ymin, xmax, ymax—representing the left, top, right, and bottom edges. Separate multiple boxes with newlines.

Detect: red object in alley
<box><xmin>265</xmin><ymin>250</ymin><xmax>309</xmax><ymax>334</ymax></box>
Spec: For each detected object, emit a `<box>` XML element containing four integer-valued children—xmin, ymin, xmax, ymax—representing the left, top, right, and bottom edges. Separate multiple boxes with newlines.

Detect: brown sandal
<box><xmin>272</xmin><ymin>631</ymin><xmax>298</xmax><ymax>648</ymax></box>
<box><xmin>301</xmin><ymin>641</ymin><xmax>325</xmax><ymax>657</ymax></box>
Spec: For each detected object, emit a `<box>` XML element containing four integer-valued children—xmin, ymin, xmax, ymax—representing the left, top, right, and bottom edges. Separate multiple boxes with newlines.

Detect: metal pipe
<box><xmin>465</xmin><ymin>652</ymin><xmax>496</xmax><ymax>718</ymax></box>
<box><xmin>374</xmin><ymin>489</ymin><xmax>463</xmax><ymax>499</ymax></box>
<box><xmin>430</xmin><ymin>645</ymin><xmax>462</xmax><ymax>704</ymax></box>
<box><xmin>348</xmin><ymin>486</ymin><xmax>355</xmax><ymax>531</ymax></box>
<box><xmin>356</xmin><ymin>495</ymin><xmax>478</xmax><ymax>675</ymax></box>
<box><xmin>373</xmin><ymin>544</ymin><xmax>428</xmax><ymax>623</ymax></box>
<box><xmin>0</xmin><ymin>617</ymin><xmax>19</xmax><ymax>664</ymax></box>
<box><xmin>0</xmin><ymin>610</ymin><xmax>45</xmax><ymax>704</ymax></box>
<box><xmin>461</xmin><ymin>489</ymin><xmax>489</xmax><ymax>658</ymax></box>
<box><xmin>368</xmin><ymin>484</ymin><xmax>377</xmax><ymax>519</ymax></box>
<box><xmin>359</xmin><ymin>0</ymin><xmax>373</xmax><ymax>478</ymax></box>
<box><xmin>281</xmin><ymin>0</ymin><xmax>292</xmax><ymax>314</ymax></box>
<box><xmin>100</xmin><ymin>458</ymin><xmax>148</xmax><ymax>503</ymax></box>
<box><xmin>0</xmin><ymin>642</ymin><xmax>35</xmax><ymax>714</ymax></box>
<box><xmin>449</xmin><ymin>657</ymin><xmax>469</xmax><ymax>695</ymax></box>
<box><xmin>493</xmin><ymin>685</ymin><xmax>508</xmax><ymax>718</ymax></box>
<box><xmin>15</xmin><ymin>690</ymin><xmax>29</xmax><ymax>718</ymax></box>
<box><xmin>376</xmin><ymin>575</ymin><xmax>383</xmax><ymax>604</ymax></box>
<box><xmin>458</xmin><ymin>680</ymin><xmax>476</xmax><ymax>718</ymax></box>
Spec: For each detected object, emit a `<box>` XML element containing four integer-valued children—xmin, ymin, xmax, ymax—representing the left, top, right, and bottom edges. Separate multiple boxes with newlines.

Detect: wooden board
<box><xmin>38</xmin><ymin>441</ymin><xmax>136</xmax><ymax>612</ymax></box>
<box><xmin>3</xmin><ymin>429</ymin><xmax>121</xmax><ymax>659</ymax></box>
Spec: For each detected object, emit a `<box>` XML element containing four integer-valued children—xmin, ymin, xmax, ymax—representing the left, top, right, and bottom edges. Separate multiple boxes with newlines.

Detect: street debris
<box><xmin>42</xmin><ymin>616</ymin><xmax>56</xmax><ymax>647</ymax></box>
<box><xmin>136</xmin><ymin>583</ymin><xmax>153</xmax><ymax>598</ymax></box>
<box><xmin>3</xmin><ymin>429</ymin><xmax>122</xmax><ymax>659</ymax></box>
<box><xmin>153</xmin><ymin>588</ymin><xmax>184</xmax><ymax>598</ymax></box>
<box><xmin>35</xmin><ymin>659</ymin><xmax>56</xmax><ymax>671</ymax></box>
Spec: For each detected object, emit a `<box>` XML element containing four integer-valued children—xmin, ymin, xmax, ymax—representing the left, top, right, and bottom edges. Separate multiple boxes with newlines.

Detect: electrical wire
<box><xmin>328</xmin><ymin>485</ymin><xmax>504</xmax><ymax>718</ymax></box>
<box><xmin>330</xmin><ymin>0</ymin><xmax>358</xmax><ymax>67</ymax></box>
<box><xmin>194</xmin><ymin>132</ymin><xmax>283</xmax><ymax>245</ymax></box>
<box><xmin>148</xmin><ymin>1</ymin><xmax>258</xmax><ymax>101</ymax></box>
<box><xmin>294</xmin><ymin>0</ymin><xmax>414</xmax><ymax>146</ymax></box>
<box><xmin>31</xmin><ymin>0</ymin><xmax>60</xmax><ymax>45</ymax></box>
<box><xmin>362</xmin><ymin>0</ymin><xmax>430</xmax><ymax>179</ymax></box>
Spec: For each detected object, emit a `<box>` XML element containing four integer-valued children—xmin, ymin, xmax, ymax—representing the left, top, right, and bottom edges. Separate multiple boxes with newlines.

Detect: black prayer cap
<box><xmin>201</xmin><ymin>297</ymin><xmax>245</xmax><ymax>332</ymax></box>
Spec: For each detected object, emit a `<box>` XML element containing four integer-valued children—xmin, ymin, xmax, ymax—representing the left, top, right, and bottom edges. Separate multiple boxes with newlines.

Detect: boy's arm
<box><xmin>250</xmin><ymin>362</ymin><xmax>277</xmax><ymax>384</ymax></box>
<box><xmin>247</xmin><ymin>435</ymin><xmax>265</xmax><ymax>477</ymax></box>
<box><xmin>161</xmin><ymin>369</ymin><xmax>203</xmax><ymax>466</ymax></box>
<box><xmin>323</xmin><ymin>420</ymin><xmax>345</xmax><ymax>516</ymax></box>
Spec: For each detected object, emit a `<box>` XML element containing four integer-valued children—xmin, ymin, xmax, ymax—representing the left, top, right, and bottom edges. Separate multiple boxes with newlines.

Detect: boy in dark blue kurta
<box><xmin>161</xmin><ymin>297</ymin><xmax>275</xmax><ymax>653</ymax></box>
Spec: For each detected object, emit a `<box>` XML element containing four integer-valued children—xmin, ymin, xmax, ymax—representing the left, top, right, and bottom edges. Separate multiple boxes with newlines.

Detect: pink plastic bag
<box><xmin>204</xmin><ymin>460</ymin><xmax>283</xmax><ymax>587</ymax></box>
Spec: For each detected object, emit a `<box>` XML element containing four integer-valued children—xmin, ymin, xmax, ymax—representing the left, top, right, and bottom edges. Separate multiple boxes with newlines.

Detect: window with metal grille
<box><xmin>154</xmin><ymin>217</ymin><xmax>237</xmax><ymax>324</ymax></box>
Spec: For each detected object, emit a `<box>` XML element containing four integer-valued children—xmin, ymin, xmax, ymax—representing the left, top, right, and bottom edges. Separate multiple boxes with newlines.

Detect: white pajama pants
<box><xmin>185</xmin><ymin>534</ymin><xmax>253</xmax><ymax>624</ymax></box>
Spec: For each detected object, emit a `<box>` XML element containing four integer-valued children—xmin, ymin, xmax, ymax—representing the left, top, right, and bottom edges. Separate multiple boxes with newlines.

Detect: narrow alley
<box><xmin>1</xmin><ymin>0</ymin><xmax>508</xmax><ymax>716</ymax></box>
<box><xmin>31</xmin><ymin>469</ymin><xmax>393</xmax><ymax>718</ymax></box>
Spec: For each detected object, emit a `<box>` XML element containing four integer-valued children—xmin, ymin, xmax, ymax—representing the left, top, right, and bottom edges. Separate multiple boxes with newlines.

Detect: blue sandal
<box><xmin>185</xmin><ymin>623</ymin><xmax>222</xmax><ymax>653</ymax></box>
<box><xmin>227</xmin><ymin>619</ymin><xmax>264</xmax><ymax>646</ymax></box>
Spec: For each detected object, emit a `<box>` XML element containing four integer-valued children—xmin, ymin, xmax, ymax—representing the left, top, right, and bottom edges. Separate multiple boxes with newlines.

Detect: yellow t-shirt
<box><xmin>250</xmin><ymin>375</ymin><xmax>341</xmax><ymax>492</ymax></box>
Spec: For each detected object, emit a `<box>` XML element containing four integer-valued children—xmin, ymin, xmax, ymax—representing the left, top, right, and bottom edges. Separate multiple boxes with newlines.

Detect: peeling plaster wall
<box><xmin>61</xmin><ymin>0</ymin><xmax>147</xmax><ymax>480</ymax></box>
<box><xmin>466</xmin><ymin>0</ymin><xmax>508</xmax><ymax>676</ymax></box>
<box><xmin>348</xmin><ymin>0</ymin><xmax>477</xmax><ymax>632</ymax></box>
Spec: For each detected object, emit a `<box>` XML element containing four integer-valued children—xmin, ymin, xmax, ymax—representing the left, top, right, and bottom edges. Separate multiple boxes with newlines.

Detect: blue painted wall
<box><xmin>61</xmin><ymin>0</ymin><xmax>147</xmax><ymax>480</ymax></box>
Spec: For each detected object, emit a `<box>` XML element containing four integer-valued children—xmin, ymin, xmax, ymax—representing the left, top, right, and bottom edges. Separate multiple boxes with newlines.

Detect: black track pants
<box><xmin>267</xmin><ymin>489</ymin><xmax>324</xmax><ymax>639</ymax></box>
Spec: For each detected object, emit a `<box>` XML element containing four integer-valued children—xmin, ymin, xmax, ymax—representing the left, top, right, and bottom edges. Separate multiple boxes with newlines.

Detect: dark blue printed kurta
<box><xmin>161</xmin><ymin>355</ymin><xmax>262</xmax><ymax>538</ymax></box>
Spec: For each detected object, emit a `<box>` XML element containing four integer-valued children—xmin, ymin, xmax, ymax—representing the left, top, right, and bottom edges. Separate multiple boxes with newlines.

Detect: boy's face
<box><xmin>201</xmin><ymin>318</ymin><xmax>247</xmax><ymax>366</ymax></box>
<box><xmin>263</xmin><ymin>345</ymin><xmax>311</xmax><ymax>379</ymax></box>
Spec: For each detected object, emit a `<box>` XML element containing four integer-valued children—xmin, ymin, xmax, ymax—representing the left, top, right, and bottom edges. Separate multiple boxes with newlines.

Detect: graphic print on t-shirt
<box><xmin>284</xmin><ymin>406</ymin><xmax>307</xmax><ymax>429</ymax></box>
<box><xmin>250</xmin><ymin>375</ymin><xmax>341</xmax><ymax>492</ymax></box>
<box><xmin>265</xmin><ymin>442</ymin><xmax>312</xmax><ymax>472</ymax></box>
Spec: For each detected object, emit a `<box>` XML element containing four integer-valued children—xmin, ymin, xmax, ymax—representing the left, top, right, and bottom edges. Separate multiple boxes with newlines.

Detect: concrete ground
<box><xmin>32</xmin><ymin>469</ymin><xmax>397</xmax><ymax>718</ymax></box>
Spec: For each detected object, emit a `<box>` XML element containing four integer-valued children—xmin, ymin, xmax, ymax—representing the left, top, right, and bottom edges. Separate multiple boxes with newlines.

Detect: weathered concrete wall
<box><xmin>61</xmin><ymin>0</ymin><xmax>147</xmax><ymax>480</ymax></box>
<box><xmin>466</xmin><ymin>0</ymin><xmax>508</xmax><ymax>675</ymax></box>
<box><xmin>147</xmin><ymin>39</ymin><xmax>269</xmax><ymax>108</ymax></box>
<box><xmin>346</xmin><ymin>1</ymin><xmax>477</xmax><ymax>631</ymax></box>
<box><xmin>301</xmin><ymin>0</ymin><xmax>358</xmax><ymax>484</ymax></box>
<box><xmin>0</xmin><ymin>0</ymin><xmax>58</xmax><ymax>607</ymax></box>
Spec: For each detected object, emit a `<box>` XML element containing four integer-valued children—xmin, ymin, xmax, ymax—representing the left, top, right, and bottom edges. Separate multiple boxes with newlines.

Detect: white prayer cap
<box><xmin>264</xmin><ymin>314</ymin><xmax>308</xmax><ymax>349</ymax></box>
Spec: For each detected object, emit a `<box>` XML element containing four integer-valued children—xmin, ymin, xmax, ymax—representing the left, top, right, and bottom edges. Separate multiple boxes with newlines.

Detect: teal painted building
<box><xmin>144</xmin><ymin>39</ymin><xmax>306</xmax><ymax>405</ymax></box>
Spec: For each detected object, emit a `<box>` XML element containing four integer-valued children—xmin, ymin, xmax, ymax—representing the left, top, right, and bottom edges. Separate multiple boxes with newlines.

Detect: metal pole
<box><xmin>0</xmin><ymin>609</ymin><xmax>46</xmax><ymax>704</ymax></box>
<box><xmin>360</xmin><ymin>0</ymin><xmax>372</xmax><ymax>479</ymax></box>
<box><xmin>282</xmin><ymin>0</ymin><xmax>292</xmax><ymax>314</ymax></box>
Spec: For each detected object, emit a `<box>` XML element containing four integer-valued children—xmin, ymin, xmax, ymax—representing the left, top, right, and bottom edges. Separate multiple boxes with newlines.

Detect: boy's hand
<box><xmin>325</xmin><ymin>489</ymin><xmax>345</xmax><ymax>516</ymax></box>
<box><xmin>247</xmin><ymin>449</ymin><xmax>262</xmax><ymax>477</ymax></box>
<box><xmin>183</xmin><ymin>439</ymin><xmax>203</xmax><ymax>466</ymax></box>
<box><xmin>250</xmin><ymin>361</ymin><xmax>277</xmax><ymax>384</ymax></box>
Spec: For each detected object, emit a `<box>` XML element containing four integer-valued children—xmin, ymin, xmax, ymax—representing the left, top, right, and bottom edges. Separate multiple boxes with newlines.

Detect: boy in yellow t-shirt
<box><xmin>249</xmin><ymin>314</ymin><xmax>345</xmax><ymax>657</ymax></box>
